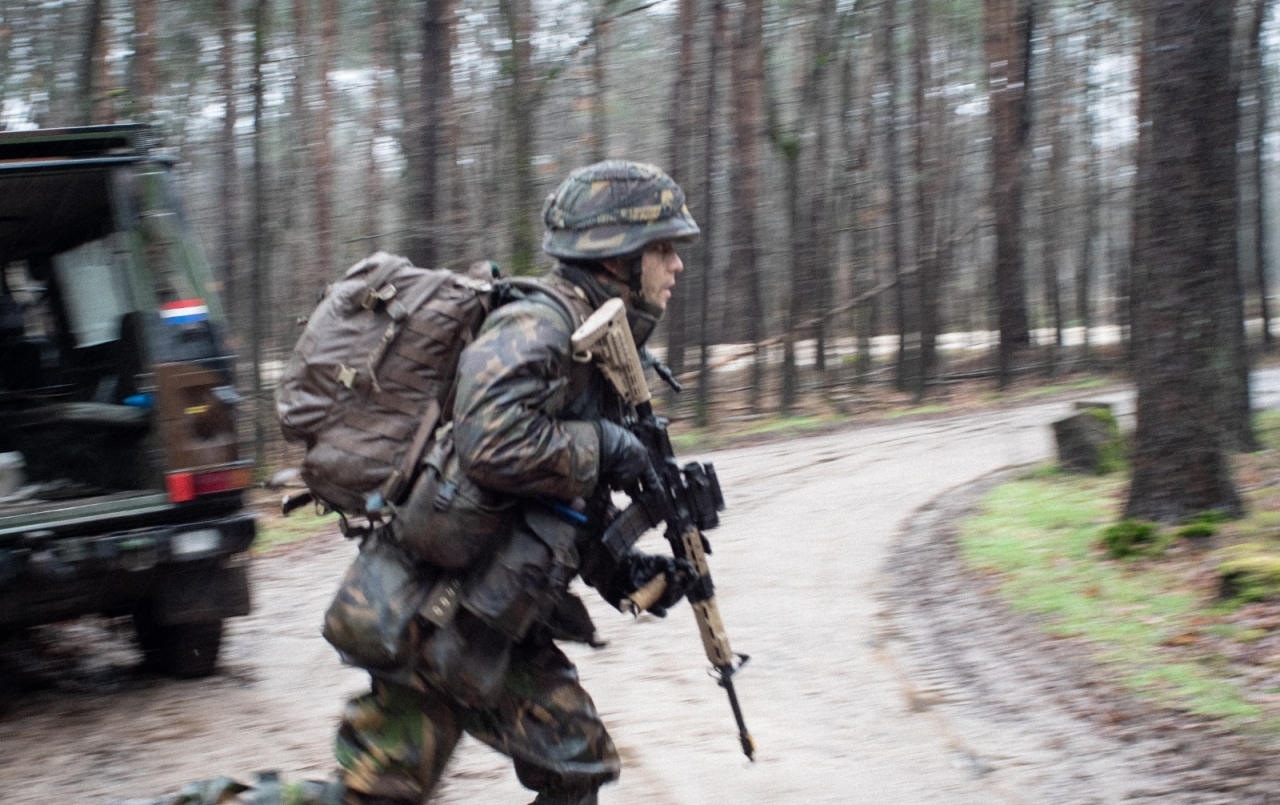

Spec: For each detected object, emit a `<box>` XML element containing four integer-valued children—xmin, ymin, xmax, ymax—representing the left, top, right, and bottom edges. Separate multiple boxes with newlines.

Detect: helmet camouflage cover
<box><xmin>541</xmin><ymin>160</ymin><xmax>700</xmax><ymax>261</ymax></box>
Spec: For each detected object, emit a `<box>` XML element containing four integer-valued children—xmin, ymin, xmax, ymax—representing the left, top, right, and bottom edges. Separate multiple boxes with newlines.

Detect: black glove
<box><xmin>597</xmin><ymin>420</ymin><xmax>650</xmax><ymax>490</ymax></box>
<box><xmin>615</xmin><ymin>552</ymin><xmax>695</xmax><ymax>618</ymax></box>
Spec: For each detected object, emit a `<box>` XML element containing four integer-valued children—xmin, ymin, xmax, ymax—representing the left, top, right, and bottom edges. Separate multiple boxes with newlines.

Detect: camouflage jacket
<box><xmin>453</xmin><ymin>264</ymin><xmax>626</xmax><ymax>505</ymax></box>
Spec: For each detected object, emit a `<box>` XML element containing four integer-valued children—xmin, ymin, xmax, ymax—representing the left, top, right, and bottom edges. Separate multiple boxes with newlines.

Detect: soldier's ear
<box><xmin>600</xmin><ymin>259</ymin><xmax>628</xmax><ymax>282</ymax></box>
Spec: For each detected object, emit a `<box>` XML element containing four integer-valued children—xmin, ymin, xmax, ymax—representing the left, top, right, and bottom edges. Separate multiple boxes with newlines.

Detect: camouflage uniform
<box><xmin>336</xmin><ymin>161</ymin><xmax>698</xmax><ymax>805</ymax></box>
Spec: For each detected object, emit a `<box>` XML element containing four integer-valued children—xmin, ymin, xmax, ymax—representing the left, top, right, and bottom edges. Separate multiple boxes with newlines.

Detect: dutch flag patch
<box><xmin>160</xmin><ymin>299</ymin><xmax>210</xmax><ymax>325</ymax></box>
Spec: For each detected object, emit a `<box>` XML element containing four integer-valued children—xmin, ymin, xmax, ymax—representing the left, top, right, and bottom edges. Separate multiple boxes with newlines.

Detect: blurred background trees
<box><xmin>0</xmin><ymin>0</ymin><xmax>1274</xmax><ymax>489</ymax></box>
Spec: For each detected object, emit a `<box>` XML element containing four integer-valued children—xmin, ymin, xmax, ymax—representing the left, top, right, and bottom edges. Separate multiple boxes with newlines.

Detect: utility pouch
<box><xmin>418</xmin><ymin>608</ymin><xmax>513</xmax><ymax>709</ymax></box>
<box><xmin>391</xmin><ymin>431</ymin><xmax>515</xmax><ymax>569</ymax></box>
<box><xmin>459</xmin><ymin>507</ymin><xmax>580</xmax><ymax>642</ymax></box>
<box><xmin>322</xmin><ymin>531</ymin><xmax>434</xmax><ymax>670</ymax></box>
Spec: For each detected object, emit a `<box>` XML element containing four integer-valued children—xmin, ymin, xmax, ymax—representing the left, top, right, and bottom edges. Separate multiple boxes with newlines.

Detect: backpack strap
<box><xmin>500</xmin><ymin>277</ymin><xmax>588</xmax><ymax>331</ymax></box>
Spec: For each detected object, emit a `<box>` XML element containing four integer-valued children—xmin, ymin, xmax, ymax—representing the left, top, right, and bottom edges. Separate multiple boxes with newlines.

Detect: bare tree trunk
<box><xmin>912</xmin><ymin>0</ymin><xmax>938</xmax><ymax>400</ymax></box>
<box><xmin>984</xmin><ymin>0</ymin><xmax>1033</xmax><ymax>387</ymax></box>
<box><xmin>1077</xmin><ymin>3</ymin><xmax>1099</xmax><ymax>367</ymax></box>
<box><xmin>880</xmin><ymin>0</ymin><xmax>912</xmax><ymax>393</ymax></box>
<box><xmin>1127</xmin><ymin>0</ymin><xmax>1240</xmax><ymax>521</ymax></box>
<box><xmin>782</xmin><ymin>145</ymin><xmax>801</xmax><ymax>414</ymax></box>
<box><xmin>415</xmin><ymin>0</ymin><xmax>451</xmax><ymax>269</ymax></box>
<box><xmin>250</xmin><ymin>0</ymin><xmax>269</xmax><ymax>466</ymax></box>
<box><xmin>79</xmin><ymin>0</ymin><xmax>108</xmax><ymax>125</ymax></box>
<box><xmin>1248</xmin><ymin>0</ymin><xmax>1272</xmax><ymax>350</ymax></box>
<box><xmin>289</xmin><ymin>0</ymin><xmax>317</xmax><ymax>319</ymax></box>
<box><xmin>731</xmin><ymin>0</ymin><xmax>765</xmax><ymax>411</ymax></box>
<box><xmin>133</xmin><ymin>0</ymin><xmax>157</xmax><ymax>118</ymax></box>
<box><xmin>590</xmin><ymin>9</ymin><xmax>610</xmax><ymax>163</ymax></box>
<box><xmin>1043</xmin><ymin>12</ymin><xmax>1068</xmax><ymax>375</ymax></box>
<box><xmin>696</xmin><ymin>0</ymin><xmax>725</xmax><ymax>427</ymax></box>
<box><xmin>363</xmin><ymin>0</ymin><xmax>390</xmax><ymax>253</ymax></box>
<box><xmin>502</xmin><ymin>0</ymin><xmax>537</xmax><ymax>275</ymax></box>
<box><xmin>219</xmin><ymin>0</ymin><xmax>240</xmax><ymax>339</ymax></box>
<box><xmin>310</xmin><ymin>0</ymin><xmax>337</xmax><ymax>280</ymax></box>
<box><xmin>665</xmin><ymin>0</ymin><xmax>697</xmax><ymax>377</ymax></box>
<box><xmin>804</xmin><ymin>0</ymin><xmax>838</xmax><ymax>375</ymax></box>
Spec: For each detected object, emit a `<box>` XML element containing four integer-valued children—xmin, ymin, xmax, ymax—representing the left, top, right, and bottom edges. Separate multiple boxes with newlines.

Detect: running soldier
<box><xmin>334</xmin><ymin>160</ymin><xmax>700</xmax><ymax>805</ymax></box>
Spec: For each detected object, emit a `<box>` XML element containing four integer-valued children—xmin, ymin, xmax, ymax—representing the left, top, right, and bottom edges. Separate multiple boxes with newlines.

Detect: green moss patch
<box><xmin>959</xmin><ymin>472</ymin><xmax>1270</xmax><ymax>727</ymax></box>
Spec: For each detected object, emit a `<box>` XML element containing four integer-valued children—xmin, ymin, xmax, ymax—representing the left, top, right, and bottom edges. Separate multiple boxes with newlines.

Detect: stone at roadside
<box><xmin>1053</xmin><ymin>405</ymin><xmax>1125</xmax><ymax>474</ymax></box>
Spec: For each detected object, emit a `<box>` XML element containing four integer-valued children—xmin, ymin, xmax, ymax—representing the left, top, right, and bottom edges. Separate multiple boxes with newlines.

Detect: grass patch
<box><xmin>253</xmin><ymin>506</ymin><xmax>339</xmax><ymax>553</ymax></box>
<box><xmin>959</xmin><ymin>472</ymin><xmax>1266</xmax><ymax>725</ymax></box>
<box><xmin>882</xmin><ymin>404</ymin><xmax>951</xmax><ymax>420</ymax></box>
<box><xmin>1008</xmin><ymin>377</ymin><xmax>1109</xmax><ymax>401</ymax></box>
<box><xmin>670</xmin><ymin>414</ymin><xmax>839</xmax><ymax>452</ymax></box>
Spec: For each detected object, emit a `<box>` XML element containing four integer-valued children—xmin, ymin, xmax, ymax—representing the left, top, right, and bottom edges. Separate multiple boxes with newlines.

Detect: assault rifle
<box><xmin>571</xmin><ymin>298</ymin><xmax>755</xmax><ymax>761</ymax></box>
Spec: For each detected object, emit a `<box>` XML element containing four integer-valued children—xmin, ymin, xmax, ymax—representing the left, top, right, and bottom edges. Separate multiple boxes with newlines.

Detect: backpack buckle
<box><xmin>362</xmin><ymin>283</ymin><xmax>398</xmax><ymax>310</ymax></box>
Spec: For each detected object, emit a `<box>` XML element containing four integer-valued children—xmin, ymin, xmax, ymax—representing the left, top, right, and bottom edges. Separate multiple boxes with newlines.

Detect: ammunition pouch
<box><xmin>417</xmin><ymin>506</ymin><xmax>580</xmax><ymax>707</ymax></box>
<box><xmin>322</xmin><ymin>530</ymin><xmax>434</xmax><ymax>671</ymax></box>
<box><xmin>325</xmin><ymin>501</ymin><xmax>582</xmax><ymax>709</ymax></box>
<box><xmin>391</xmin><ymin>432</ymin><xmax>516</xmax><ymax>569</ymax></box>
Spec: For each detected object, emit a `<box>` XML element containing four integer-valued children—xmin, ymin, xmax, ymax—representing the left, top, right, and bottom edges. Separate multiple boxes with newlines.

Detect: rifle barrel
<box><xmin>718</xmin><ymin>665</ymin><xmax>755</xmax><ymax>760</ymax></box>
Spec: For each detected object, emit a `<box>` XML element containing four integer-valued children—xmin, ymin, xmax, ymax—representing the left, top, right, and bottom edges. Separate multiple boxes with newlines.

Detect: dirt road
<box><xmin>2</xmin><ymin>382</ymin><xmax>1261</xmax><ymax>805</ymax></box>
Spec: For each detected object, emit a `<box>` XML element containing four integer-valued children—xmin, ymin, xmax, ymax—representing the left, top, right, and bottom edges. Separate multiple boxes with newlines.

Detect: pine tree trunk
<box><xmin>133</xmin><ymin>0</ymin><xmax>157</xmax><ymax>117</ymax></box>
<box><xmin>309</xmin><ymin>0</ymin><xmax>337</xmax><ymax>286</ymax></box>
<box><xmin>912</xmin><ymin>0</ymin><xmax>937</xmax><ymax>399</ymax></box>
<box><xmin>250</xmin><ymin>0</ymin><xmax>270</xmax><ymax>466</ymax></box>
<box><xmin>1254</xmin><ymin>0</ymin><xmax>1273</xmax><ymax>351</ymax></box>
<box><xmin>1077</xmin><ymin>4</ymin><xmax>1099</xmax><ymax>367</ymax></box>
<box><xmin>503</xmin><ymin>0</ymin><xmax>537</xmax><ymax>275</ymax></box>
<box><xmin>731</xmin><ymin>0</ymin><xmax>765</xmax><ymax>411</ymax></box>
<box><xmin>416</xmin><ymin>0</ymin><xmax>451</xmax><ymax>269</ymax></box>
<box><xmin>1127</xmin><ymin>0</ymin><xmax>1240</xmax><ymax>521</ymax></box>
<box><xmin>590</xmin><ymin>11</ymin><xmax>609</xmax><ymax>163</ymax></box>
<box><xmin>79</xmin><ymin>0</ymin><xmax>108</xmax><ymax>125</ymax></box>
<box><xmin>218</xmin><ymin>0</ymin><xmax>239</xmax><ymax>338</ymax></box>
<box><xmin>880</xmin><ymin>0</ymin><xmax>912</xmax><ymax>393</ymax></box>
<box><xmin>984</xmin><ymin>0</ymin><xmax>1033</xmax><ymax>387</ymax></box>
<box><xmin>696</xmin><ymin>0</ymin><xmax>725</xmax><ymax>427</ymax></box>
<box><xmin>665</xmin><ymin>0</ymin><xmax>697</xmax><ymax>377</ymax></box>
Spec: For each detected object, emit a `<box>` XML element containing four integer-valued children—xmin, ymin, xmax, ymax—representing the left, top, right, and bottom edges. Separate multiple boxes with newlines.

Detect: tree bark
<box><xmin>1250</xmin><ymin>0</ymin><xmax>1272</xmax><ymax>351</ymax></box>
<box><xmin>364</xmin><ymin>0</ymin><xmax>390</xmax><ymax>253</ymax></box>
<box><xmin>590</xmin><ymin>8</ymin><xmax>610</xmax><ymax>163</ymax></box>
<box><xmin>79</xmin><ymin>0</ymin><xmax>109</xmax><ymax>125</ymax></box>
<box><xmin>912</xmin><ymin>0</ymin><xmax>938</xmax><ymax>399</ymax></box>
<box><xmin>983</xmin><ymin>0</ymin><xmax>1033</xmax><ymax>387</ymax></box>
<box><xmin>1127</xmin><ymin>0</ymin><xmax>1240</xmax><ymax>522</ymax></box>
<box><xmin>414</xmin><ymin>0</ymin><xmax>452</xmax><ymax>269</ymax></box>
<box><xmin>880</xmin><ymin>0</ymin><xmax>913</xmax><ymax>393</ymax></box>
<box><xmin>133</xmin><ymin>0</ymin><xmax>157</xmax><ymax>117</ymax></box>
<box><xmin>730</xmin><ymin>0</ymin><xmax>765</xmax><ymax>411</ymax></box>
<box><xmin>250</xmin><ymin>0</ymin><xmax>270</xmax><ymax>466</ymax></box>
<box><xmin>218</xmin><ymin>0</ymin><xmax>240</xmax><ymax>338</ymax></box>
<box><xmin>696</xmin><ymin>0</ymin><xmax>726</xmax><ymax>427</ymax></box>
<box><xmin>312</xmin><ymin>0</ymin><xmax>338</xmax><ymax>278</ymax></box>
<box><xmin>1042</xmin><ymin>9</ymin><xmax>1068</xmax><ymax>374</ymax></box>
<box><xmin>1077</xmin><ymin>2</ymin><xmax>1099</xmax><ymax>367</ymax></box>
<box><xmin>502</xmin><ymin>0</ymin><xmax>537</xmax><ymax>275</ymax></box>
<box><xmin>665</xmin><ymin>0</ymin><xmax>697</xmax><ymax>377</ymax></box>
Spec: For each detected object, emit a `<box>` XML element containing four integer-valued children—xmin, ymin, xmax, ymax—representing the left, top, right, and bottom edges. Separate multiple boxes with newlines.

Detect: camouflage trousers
<box><xmin>335</xmin><ymin>632</ymin><xmax>620</xmax><ymax>805</ymax></box>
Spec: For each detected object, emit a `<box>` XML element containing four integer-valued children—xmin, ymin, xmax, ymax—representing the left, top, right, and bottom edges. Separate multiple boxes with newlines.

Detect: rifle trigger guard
<box><xmin>572</xmin><ymin>348</ymin><xmax>593</xmax><ymax>363</ymax></box>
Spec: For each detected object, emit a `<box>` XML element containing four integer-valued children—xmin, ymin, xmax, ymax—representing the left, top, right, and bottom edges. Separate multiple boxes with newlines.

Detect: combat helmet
<box><xmin>542</xmin><ymin>160</ymin><xmax>700</xmax><ymax>262</ymax></box>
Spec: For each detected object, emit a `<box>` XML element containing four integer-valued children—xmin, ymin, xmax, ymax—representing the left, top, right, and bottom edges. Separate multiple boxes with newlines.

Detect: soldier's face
<box><xmin>639</xmin><ymin>240</ymin><xmax>683</xmax><ymax>311</ymax></box>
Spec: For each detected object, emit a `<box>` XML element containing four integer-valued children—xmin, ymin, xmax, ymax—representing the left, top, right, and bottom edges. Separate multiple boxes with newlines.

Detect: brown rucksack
<box><xmin>276</xmin><ymin>252</ymin><xmax>580</xmax><ymax>520</ymax></box>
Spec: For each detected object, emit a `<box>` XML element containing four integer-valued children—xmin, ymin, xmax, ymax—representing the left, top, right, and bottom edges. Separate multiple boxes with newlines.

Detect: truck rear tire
<box><xmin>133</xmin><ymin>608</ymin><xmax>223</xmax><ymax>678</ymax></box>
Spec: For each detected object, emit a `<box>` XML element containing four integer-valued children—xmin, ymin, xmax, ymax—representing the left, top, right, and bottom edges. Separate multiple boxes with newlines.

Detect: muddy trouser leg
<box><xmin>461</xmin><ymin>629</ymin><xmax>620</xmax><ymax>805</ymax></box>
<box><xmin>335</xmin><ymin>677</ymin><xmax>462</xmax><ymax>805</ymax></box>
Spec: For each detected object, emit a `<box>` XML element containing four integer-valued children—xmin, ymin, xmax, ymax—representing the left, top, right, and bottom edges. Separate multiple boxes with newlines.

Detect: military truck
<box><xmin>0</xmin><ymin>125</ymin><xmax>255</xmax><ymax>677</ymax></box>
